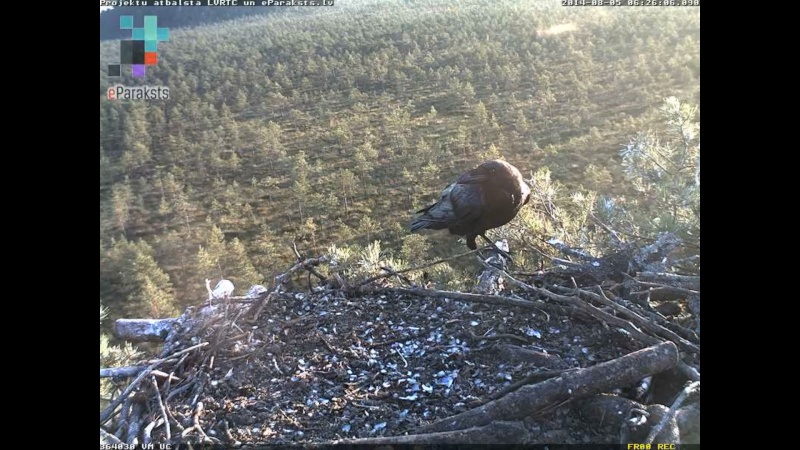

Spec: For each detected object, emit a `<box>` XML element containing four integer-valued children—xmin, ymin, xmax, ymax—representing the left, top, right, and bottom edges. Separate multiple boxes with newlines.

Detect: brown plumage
<box><xmin>410</xmin><ymin>159</ymin><xmax>531</xmax><ymax>250</ymax></box>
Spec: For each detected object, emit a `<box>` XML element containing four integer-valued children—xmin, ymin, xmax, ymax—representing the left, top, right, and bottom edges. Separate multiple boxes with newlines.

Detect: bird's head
<box><xmin>457</xmin><ymin>160</ymin><xmax>512</xmax><ymax>184</ymax></box>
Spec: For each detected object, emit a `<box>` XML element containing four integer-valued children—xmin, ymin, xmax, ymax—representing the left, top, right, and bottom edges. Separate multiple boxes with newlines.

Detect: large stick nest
<box><xmin>100</xmin><ymin>233</ymin><xmax>699</xmax><ymax>447</ymax></box>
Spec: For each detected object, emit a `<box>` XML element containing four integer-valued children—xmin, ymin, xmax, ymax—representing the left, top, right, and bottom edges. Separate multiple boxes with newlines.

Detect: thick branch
<box><xmin>355</xmin><ymin>247</ymin><xmax>486</xmax><ymax>288</ymax></box>
<box><xmin>387</xmin><ymin>287</ymin><xmax>541</xmax><ymax>309</ymax></box>
<box><xmin>100</xmin><ymin>366</ymin><xmax>180</xmax><ymax>381</ymax></box>
<box><xmin>114</xmin><ymin>318</ymin><xmax>178</xmax><ymax>342</ymax></box>
<box><xmin>337</xmin><ymin>421</ymin><xmax>529</xmax><ymax>445</ymax></box>
<box><xmin>100</xmin><ymin>428</ymin><xmax>123</xmax><ymax>445</ymax></box>
<box><xmin>637</xmin><ymin>272</ymin><xmax>700</xmax><ymax>290</ymax></box>
<box><xmin>645</xmin><ymin>381</ymin><xmax>700</xmax><ymax>444</ymax></box>
<box><xmin>415</xmin><ymin>342</ymin><xmax>678</xmax><ymax>434</ymax></box>
<box><xmin>99</xmin><ymin>342</ymin><xmax>208</xmax><ymax>425</ymax></box>
<box><xmin>550</xmin><ymin>285</ymin><xmax>699</xmax><ymax>355</ymax></box>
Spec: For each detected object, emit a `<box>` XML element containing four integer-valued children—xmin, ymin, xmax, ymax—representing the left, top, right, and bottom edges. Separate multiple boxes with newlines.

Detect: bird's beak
<box><xmin>458</xmin><ymin>170</ymin><xmax>488</xmax><ymax>184</ymax></box>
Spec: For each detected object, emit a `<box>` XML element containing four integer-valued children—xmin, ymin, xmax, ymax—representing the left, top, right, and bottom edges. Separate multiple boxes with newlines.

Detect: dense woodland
<box><xmin>99</xmin><ymin>0</ymin><xmax>700</xmax><ymax>333</ymax></box>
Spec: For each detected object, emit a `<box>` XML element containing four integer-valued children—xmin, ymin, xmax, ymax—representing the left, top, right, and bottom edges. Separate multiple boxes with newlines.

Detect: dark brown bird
<box><xmin>410</xmin><ymin>159</ymin><xmax>531</xmax><ymax>251</ymax></box>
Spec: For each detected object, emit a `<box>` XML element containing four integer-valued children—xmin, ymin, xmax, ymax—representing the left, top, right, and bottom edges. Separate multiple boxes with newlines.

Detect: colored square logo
<box><xmin>120</xmin><ymin>15</ymin><xmax>134</xmax><ymax>29</ymax></box>
<box><xmin>144</xmin><ymin>16</ymin><xmax>158</xmax><ymax>40</ymax></box>
<box><xmin>109</xmin><ymin>15</ymin><xmax>168</xmax><ymax>78</ymax></box>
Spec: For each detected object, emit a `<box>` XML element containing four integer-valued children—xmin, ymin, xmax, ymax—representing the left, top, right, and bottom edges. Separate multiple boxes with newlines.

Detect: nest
<box><xmin>100</xmin><ymin>235</ymin><xmax>699</xmax><ymax>446</ymax></box>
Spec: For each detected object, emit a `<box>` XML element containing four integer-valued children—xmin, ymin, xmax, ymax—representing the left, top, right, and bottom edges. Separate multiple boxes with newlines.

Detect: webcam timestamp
<box><xmin>563</xmin><ymin>0</ymin><xmax>699</xmax><ymax>5</ymax></box>
<box><xmin>100</xmin><ymin>444</ymin><xmax>172</xmax><ymax>450</ymax></box>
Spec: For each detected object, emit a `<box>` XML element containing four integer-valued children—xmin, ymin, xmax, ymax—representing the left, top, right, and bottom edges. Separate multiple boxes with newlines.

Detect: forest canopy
<box><xmin>100</xmin><ymin>0</ymin><xmax>700</xmax><ymax>327</ymax></box>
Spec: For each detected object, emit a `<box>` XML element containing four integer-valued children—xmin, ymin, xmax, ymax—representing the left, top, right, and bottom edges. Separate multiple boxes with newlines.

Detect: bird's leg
<box><xmin>479</xmin><ymin>233</ymin><xmax>513</xmax><ymax>262</ymax></box>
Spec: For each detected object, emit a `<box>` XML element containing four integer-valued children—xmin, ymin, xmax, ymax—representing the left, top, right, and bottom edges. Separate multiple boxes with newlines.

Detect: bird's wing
<box><xmin>410</xmin><ymin>183</ymin><xmax>456</xmax><ymax>231</ymax></box>
<box><xmin>446</xmin><ymin>183</ymin><xmax>485</xmax><ymax>231</ymax></box>
<box><xmin>411</xmin><ymin>182</ymin><xmax>484</xmax><ymax>233</ymax></box>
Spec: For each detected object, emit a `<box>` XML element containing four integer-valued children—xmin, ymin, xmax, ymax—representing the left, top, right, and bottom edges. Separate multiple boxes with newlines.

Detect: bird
<box><xmin>205</xmin><ymin>278</ymin><xmax>235</xmax><ymax>304</ymax></box>
<box><xmin>246</xmin><ymin>284</ymin><xmax>268</xmax><ymax>298</ymax></box>
<box><xmin>409</xmin><ymin>159</ymin><xmax>530</xmax><ymax>256</ymax></box>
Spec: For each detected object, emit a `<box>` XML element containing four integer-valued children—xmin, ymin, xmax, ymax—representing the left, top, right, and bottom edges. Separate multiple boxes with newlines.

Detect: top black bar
<box><xmin>100</xmin><ymin>0</ymin><xmax>335</xmax><ymax>6</ymax></box>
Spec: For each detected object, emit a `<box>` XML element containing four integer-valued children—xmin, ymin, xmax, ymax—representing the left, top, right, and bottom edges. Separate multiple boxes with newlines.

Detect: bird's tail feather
<box><xmin>410</xmin><ymin>215</ymin><xmax>450</xmax><ymax>232</ymax></box>
<box><xmin>410</xmin><ymin>217</ymin><xmax>434</xmax><ymax>232</ymax></box>
<box><xmin>410</xmin><ymin>198</ymin><xmax>455</xmax><ymax>232</ymax></box>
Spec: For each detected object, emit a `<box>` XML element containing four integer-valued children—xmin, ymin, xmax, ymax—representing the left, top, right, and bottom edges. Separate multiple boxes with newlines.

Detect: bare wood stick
<box><xmin>100</xmin><ymin>366</ymin><xmax>180</xmax><ymax>382</ymax></box>
<box><xmin>166</xmin><ymin>379</ymin><xmax>196</xmax><ymax>403</ymax></box>
<box><xmin>165</xmin><ymin>403</ymin><xmax>185</xmax><ymax>434</ymax></box>
<box><xmin>100</xmin><ymin>342</ymin><xmax>208</xmax><ymax>425</ymax></box>
<box><xmin>126</xmin><ymin>399</ymin><xmax>144</xmax><ymax>445</ymax></box>
<box><xmin>356</xmin><ymin>247</ymin><xmax>486</xmax><ymax>288</ymax></box>
<box><xmin>470</xmin><ymin>333</ymin><xmax>530</xmax><ymax>345</ymax></box>
<box><xmin>100</xmin><ymin>366</ymin><xmax>148</xmax><ymax>378</ymax></box>
<box><xmin>415</xmin><ymin>342</ymin><xmax>678</xmax><ymax>434</ymax></box>
<box><xmin>145</xmin><ymin>342</ymin><xmax>210</xmax><ymax>365</ymax></box>
<box><xmin>100</xmin><ymin>428</ymin><xmax>123</xmax><ymax>445</ymax></box>
<box><xmin>114</xmin><ymin>396</ymin><xmax>130</xmax><ymax>439</ymax></box>
<box><xmin>114</xmin><ymin>318</ymin><xmax>178</xmax><ymax>342</ymax></box>
<box><xmin>387</xmin><ymin>287</ymin><xmax>541</xmax><ymax>309</ymax></box>
<box><xmin>676</xmin><ymin>361</ymin><xmax>701</xmax><ymax>382</ymax></box>
<box><xmin>151</xmin><ymin>376</ymin><xmax>171</xmax><ymax>441</ymax></box>
<box><xmin>545</xmin><ymin>238</ymin><xmax>598</xmax><ymax>261</ymax></box>
<box><xmin>249</xmin><ymin>256</ymin><xmax>329</xmax><ymax>320</ymax></box>
<box><xmin>630</xmin><ymin>302</ymin><xmax>700</xmax><ymax>345</ymax></box>
<box><xmin>589</xmin><ymin>212</ymin><xmax>623</xmax><ymax>245</ymax></box>
<box><xmin>675</xmin><ymin>402</ymin><xmax>700</xmax><ymax>441</ymax></box>
<box><xmin>221</xmin><ymin>419</ymin><xmax>235</xmax><ymax>444</ymax></box>
<box><xmin>492</xmin><ymin>344</ymin><xmax>569</xmax><ymax>369</ymax></box>
<box><xmin>379</xmin><ymin>265</ymin><xmax>414</xmax><ymax>285</ymax></box>
<box><xmin>276</xmin><ymin>256</ymin><xmax>329</xmax><ymax>285</ymax></box>
<box><xmin>477</xmin><ymin>262</ymin><xmax>700</xmax><ymax>381</ymax></box>
<box><xmin>635</xmin><ymin>282</ymin><xmax>699</xmax><ymax>296</ymax></box>
<box><xmin>579</xmin><ymin>394</ymin><xmax>643</xmax><ymax>430</ymax></box>
<box><xmin>637</xmin><ymin>272</ymin><xmax>700</xmax><ymax>290</ymax></box>
<box><xmin>475</xmin><ymin>261</ymin><xmax>665</xmax><ymax>347</ymax></box>
<box><xmin>180</xmin><ymin>401</ymin><xmax>216</xmax><ymax>443</ymax></box>
<box><xmin>643</xmin><ymin>404</ymin><xmax>680</xmax><ymax>444</ymax></box>
<box><xmin>487</xmin><ymin>369</ymin><xmax>578</xmax><ymax>402</ymax></box>
<box><xmin>205</xmin><ymin>278</ymin><xmax>213</xmax><ymax>301</ymax></box>
<box><xmin>578</xmin><ymin>394</ymin><xmax>677</xmax><ymax>444</ymax></box>
<box><xmin>142</xmin><ymin>417</ymin><xmax>164</xmax><ymax>446</ymax></box>
<box><xmin>474</xmin><ymin>246</ymin><xmax>510</xmax><ymax>294</ymax></box>
<box><xmin>645</xmin><ymin>381</ymin><xmax>700</xmax><ymax>444</ymax></box>
<box><xmin>337</xmin><ymin>421</ymin><xmax>530</xmax><ymax>445</ymax></box>
<box><xmin>292</xmin><ymin>241</ymin><xmax>327</xmax><ymax>281</ymax></box>
<box><xmin>549</xmin><ymin>285</ymin><xmax>699</xmax><ymax>355</ymax></box>
<box><xmin>193</xmin><ymin>401</ymin><xmax>208</xmax><ymax>441</ymax></box>
<box><xmin>150</xmin><ymin>370</ymin><xmax>181</xmax><ymax>381</ymax></box>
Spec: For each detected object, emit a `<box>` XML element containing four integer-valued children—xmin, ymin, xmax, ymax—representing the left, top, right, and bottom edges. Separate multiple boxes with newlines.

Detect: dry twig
<box><xmin>645</xmin><ymin>381</ymin><xmax>700</xmax><ymax>444</ymax></box>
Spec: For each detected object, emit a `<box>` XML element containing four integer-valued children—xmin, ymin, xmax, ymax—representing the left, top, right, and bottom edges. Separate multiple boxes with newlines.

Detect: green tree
<box><xmin>473</xmin><ymin>101</ymin><xmax>489</xmax><ymax>125</ymax></box>
<box><xmin>337</xmin><ymin>169</ymin><xmax>357</xmax><ymax>214</ymax></box>
<box><xmin>100</xmin><ymin>238</ymin><xmax>179</xmax><ymax>320</ymax></box>
<box><xmin>620</xmin><ymin>97</ymin><xmax>700</xmax><ymax>244</ymax></box>
<box><xmin>358</xmin><ymin>215</ymin><xmax>380</xmax><ymax>243</ymax></box>
<box><xmin>110</xmin><ymin>180</ymin><xmax>133</xmax><ymax>236</ymax></box>
<box><xmin>224</xmin><ymin>238</ymin><xmax>263</xmax><ymax>287</ymax></box>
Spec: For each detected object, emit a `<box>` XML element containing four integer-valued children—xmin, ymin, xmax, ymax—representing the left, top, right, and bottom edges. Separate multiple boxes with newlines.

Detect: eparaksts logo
<box><xmin>107</xmin><ymin>85</ymin><xmax>170</xmax><ymax>101</ymax></box>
